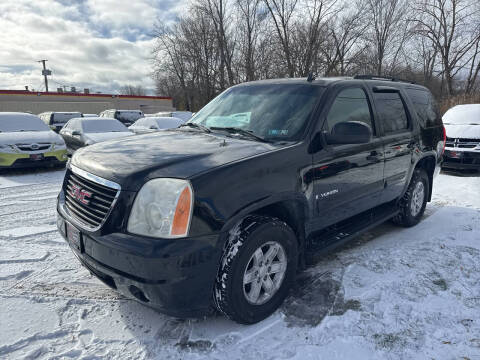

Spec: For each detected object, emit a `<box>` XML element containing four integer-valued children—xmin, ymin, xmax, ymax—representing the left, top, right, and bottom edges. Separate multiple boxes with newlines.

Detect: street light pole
<box><xmin>38</xmin><ymin>59</ymin><xmax>50</xmax><ymax>92</ymax></box>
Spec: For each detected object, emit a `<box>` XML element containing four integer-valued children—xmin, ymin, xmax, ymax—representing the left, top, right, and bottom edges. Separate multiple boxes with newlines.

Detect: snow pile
<box><xmin>0</xmin><ymin>169</ymin><xmax>479</xmax><ymax>359</ymax></box>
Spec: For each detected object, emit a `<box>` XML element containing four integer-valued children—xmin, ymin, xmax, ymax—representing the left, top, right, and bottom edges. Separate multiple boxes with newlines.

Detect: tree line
<box><xmin>152</xmin><ymin>0</ymin><xmax>480</xmax><ymax>112</ymax></box>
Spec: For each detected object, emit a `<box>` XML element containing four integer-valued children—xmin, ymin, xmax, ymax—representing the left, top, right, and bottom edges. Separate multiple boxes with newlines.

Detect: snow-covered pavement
<box><xmin>0</xmin><ymin>168</ymin><xmax>479</xmax><ymax>359</ymax></box>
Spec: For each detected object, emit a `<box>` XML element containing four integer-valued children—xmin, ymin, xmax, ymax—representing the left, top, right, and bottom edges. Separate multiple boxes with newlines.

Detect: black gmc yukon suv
<box><xmin>57</xmin><ymin>76</ymin><xmax>445</xmax><ymax>324</ymax></box>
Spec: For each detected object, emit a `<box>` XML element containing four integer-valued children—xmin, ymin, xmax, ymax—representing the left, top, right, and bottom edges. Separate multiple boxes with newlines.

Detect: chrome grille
<box><xmin>64</xmin><ymin>167</ymin><xmax>119</xmax><ymax>229</ymax></box>
<box><xmin>445</xmin><ymin>137</ymin><xmax>480</xmax><ymax>149</ymax></box>
<box><xmin>16</xmin><ymin>143</ymin><xmax>51</xmax><ymax>151</ymax></box>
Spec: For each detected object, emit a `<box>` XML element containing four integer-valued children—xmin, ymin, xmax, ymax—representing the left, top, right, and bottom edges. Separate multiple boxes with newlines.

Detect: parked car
<box><xmin>442</xmin><ymin>104</ymin><xmax>480</xmax><ymax>171</ymax></box>
<box><xmin>38</xmin><ymin>112</ymin><xmax>83</xmax><ymax>133</ymax></box>
<box><xmin>59</xmin><ymin>117</ymin><xmax>134</xmax><ymax>153</ymax></box>
<box><xmin>152</xmin><ymin>111</ymin><xmax>193</xmax><ymax>122</ymax></box>
<box><xmin>56</xmin><ymin>76</ymin><xmax>444</xmax><ymax>324</ymax></box>
<box><xmin>82</xmin><ymin>113</ymin><xmax>98</xmax><ymax>118</ymax></box>
<box><xmin>0</xmin><ymin>112</ymin><xmax>68</xmax><ymax>168</ymax></box>
<box><xmin>99</xmin><ymin>109</ymin><xmax>144</xmax><ymax>126</ymax></box>
<box><xmin>129</xmin><ymin>116</ymin><xmax>184</xmax><ymax>134</ymax></box>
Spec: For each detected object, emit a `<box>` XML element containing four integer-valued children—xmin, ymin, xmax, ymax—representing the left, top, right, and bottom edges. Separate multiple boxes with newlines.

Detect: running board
<box><xmin>305</xmin><ymin>201</ymin><xmax>399</xmax><ymax>265</ymax></box>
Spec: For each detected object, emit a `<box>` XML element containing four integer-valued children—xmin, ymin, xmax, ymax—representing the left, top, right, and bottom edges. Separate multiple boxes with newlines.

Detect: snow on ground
<box><xmin>0</xmin><ymin>168</ymin><xmax>479</xmax><ymax>359</ymax></box>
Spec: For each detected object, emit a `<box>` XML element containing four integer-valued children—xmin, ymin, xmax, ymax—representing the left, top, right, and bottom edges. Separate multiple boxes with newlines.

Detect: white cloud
<box><xmin>0</xmin><ymin>0</ymin><xmax>186</xmax><ymax>94</ymax></box>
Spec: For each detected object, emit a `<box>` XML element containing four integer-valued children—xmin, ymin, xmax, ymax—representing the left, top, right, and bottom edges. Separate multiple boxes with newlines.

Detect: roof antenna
<box><xmin>306</xmin><ymin>71</ymin><xmax>316</xmax><ymax>82</ymax></box>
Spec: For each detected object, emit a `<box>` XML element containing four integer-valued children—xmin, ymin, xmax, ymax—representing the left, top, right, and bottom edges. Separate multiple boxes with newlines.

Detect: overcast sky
<box><xmin>0</xmin><ymin>0</ymin><xmax>186</xmax><ymax>95</ymax></box>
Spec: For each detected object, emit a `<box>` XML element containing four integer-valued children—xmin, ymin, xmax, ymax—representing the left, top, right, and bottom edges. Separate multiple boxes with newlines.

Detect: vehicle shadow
<box><xmin>111</xmin><ymin>210</ymin><xmax>430</xmax><ymax>355</ymax></box>
<box><xmin>440</xmin><ymin>168</ymin><xmax>480</xmax><ymax>177</ymax></box>
<box><xmin>108</xmin><ymin>204</ymin><xmax>480</xmax><ymax>358</ymax></box>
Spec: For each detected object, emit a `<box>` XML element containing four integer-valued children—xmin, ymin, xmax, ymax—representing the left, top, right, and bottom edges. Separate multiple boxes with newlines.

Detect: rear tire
<box><xmin>214</xmin><ymin>215</ymin><xmax>298</xmax><ymax>324</ymax></box>
<box><xmin>392</xmin><ymin>168</ymin><xmax>429</xmax><ymax>227</ymax></box>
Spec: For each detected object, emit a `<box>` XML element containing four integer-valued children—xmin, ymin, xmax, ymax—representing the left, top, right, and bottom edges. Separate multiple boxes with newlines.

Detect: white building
<box><xmin>0</xmin><ymin>90</ymin><xmax>175</xmax><ymax>115</ymax></box>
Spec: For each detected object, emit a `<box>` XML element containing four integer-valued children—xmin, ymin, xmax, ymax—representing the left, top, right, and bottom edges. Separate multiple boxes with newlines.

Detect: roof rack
<box><xmin>353</xmin><ymin>75</ymin><xmax>415</xmax><ymax>84</ymax></box>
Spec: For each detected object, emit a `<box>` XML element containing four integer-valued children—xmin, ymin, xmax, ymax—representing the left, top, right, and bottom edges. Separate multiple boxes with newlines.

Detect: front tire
<box><xmin>214</xmin><ymin>215</ymin><xmax>298</xmax><ymax>324</ymax></box>
<box><xmin>393</xmin><ymin>168</ymin><xmax>429</xmax><ymax>227</ymax></box>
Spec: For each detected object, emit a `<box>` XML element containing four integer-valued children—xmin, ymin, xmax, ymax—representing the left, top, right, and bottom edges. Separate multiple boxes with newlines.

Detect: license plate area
<box><xmin>66</xmin><ymin>222</ymin><xmax>83</xmax><ymax>252</ymax></box>
<box><xmin>30</xmin><ymin>153</ymin><xmax>44</xmax><ymax>161</ymax></box>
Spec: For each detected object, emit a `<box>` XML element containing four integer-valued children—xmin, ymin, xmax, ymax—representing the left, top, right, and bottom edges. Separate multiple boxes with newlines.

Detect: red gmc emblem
<box><xmin>70</xmin><ymin>184</ymin><xmax>92</xmax><ymax>205</ymax></box>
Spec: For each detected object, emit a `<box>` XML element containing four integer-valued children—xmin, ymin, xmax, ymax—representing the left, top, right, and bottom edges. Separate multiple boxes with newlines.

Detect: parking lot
<box><xmin>0</xmin><ymin>168</ymin><xmax>478</xmax><ymax>359</ymax></box>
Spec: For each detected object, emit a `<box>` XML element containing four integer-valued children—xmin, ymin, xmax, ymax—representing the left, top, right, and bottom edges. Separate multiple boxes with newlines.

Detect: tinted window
<box><xmin>52</xmin><ymin>113</ymin><xmax>82</xmax><ymax>124</ymax></box>
<box><xmin>405</xmin><ymin>88</ymin><xmax>441</xmax><ymax>127</ymax></box>
<box><xmin>326</xmin><ymin>88</ymin><xmax>374</xmax><ymax>134</ymax></box>
<box><xmin>373</xmin><ymin>92</ymin><xmax>409</xmax><ymax>133</ymax></box>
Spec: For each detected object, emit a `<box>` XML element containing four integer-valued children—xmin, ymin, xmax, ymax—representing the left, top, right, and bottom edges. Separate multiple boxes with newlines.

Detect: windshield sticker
<box><xmin>205</xmin><ymin>112</ymin><xmax>251</xmax><ymax>128</ymax></box>
<box><xmin>268</xmin><ymin>129</ymin><xmax>289</xmax><ymax>136</ymax></box>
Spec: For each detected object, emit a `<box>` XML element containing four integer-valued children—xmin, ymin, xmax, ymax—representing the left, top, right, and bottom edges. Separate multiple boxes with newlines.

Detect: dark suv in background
<box><xmin>57</xmin><ymin>75</ymin><xmax>445</xmax><ymax>324</ymax></box>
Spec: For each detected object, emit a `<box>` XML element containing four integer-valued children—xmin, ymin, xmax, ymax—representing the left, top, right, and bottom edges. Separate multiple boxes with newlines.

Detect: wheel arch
<box><xmin>412</xmin><ymin>154</ymin><xmax>436</xmax><ymax>201</ymax></box>
<box><xmin>221</xmin><ymin>195</ymin><xmax>308</xmax><ymax>267</ymax></box>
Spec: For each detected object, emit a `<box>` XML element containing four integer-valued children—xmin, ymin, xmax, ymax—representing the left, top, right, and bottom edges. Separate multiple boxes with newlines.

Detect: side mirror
<box><xmin>149</xmin><ymin>125</ymin><xmax>157</xmax><ymax>129</ymax></box>
<box><xmin>325</xmin><ymin>121</ymin><xmax>372</xmax><ymax>145</ymax></box>
<box><xmin>72</xmin><ymin>130</ymin><xmax>80</xmax><ymax>136</ymax></box>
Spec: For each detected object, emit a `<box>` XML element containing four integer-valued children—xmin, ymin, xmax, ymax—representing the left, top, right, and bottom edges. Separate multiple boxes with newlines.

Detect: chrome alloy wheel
<box><xmin>242</xmin><ymin>241</ymin><xmax>287</xmax><ymax>305</ymax></box>
<box><xmin>410</xmin><ymin>181</ymin><xmax>425</xmax><ymax>217</ymax></box>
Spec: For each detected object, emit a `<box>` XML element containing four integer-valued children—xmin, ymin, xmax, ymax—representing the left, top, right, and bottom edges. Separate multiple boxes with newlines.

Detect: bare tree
<box><xmin>236</xmin><ymin>0</ymin><xmax>262</xmax><ymax>81</ymax></box>
<box><xmin>365</xmin><ymin>0</ymin><xmax>410</xmax><ymax>75</ymax></box>
<box><xmin>264</xmin><ymin>0</ymin><xmax>299</xmax><ymax>77</ymax></box>
<box><xmin>196</xmin><ymin>0</ymin><xmax>236</xmax><ymax>89</ymax></box>
<box><xmin>152</xmin><ymin>0</ymin><xmax>480</xmax><ymax>110</ymax></box>
<box><xmin>413</xmin><ymin>0</ymin><xmax>480</xmax><ymax>95</ymax></box>
<box><xmin>120</xmin><ymin>85</ymin><xmax>148</xmax><ymax>96</ymax></box>
<box><xmin>323</xmin><ymin>4</ymin><xmax>369</xmax><ymax>75</ymax></box>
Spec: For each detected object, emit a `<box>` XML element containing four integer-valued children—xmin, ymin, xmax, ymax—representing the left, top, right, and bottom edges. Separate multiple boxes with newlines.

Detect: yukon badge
<box><xmin>316</xmin><ymin>189</ymin><xmax>339</xmax><ymax>199</ymax></box>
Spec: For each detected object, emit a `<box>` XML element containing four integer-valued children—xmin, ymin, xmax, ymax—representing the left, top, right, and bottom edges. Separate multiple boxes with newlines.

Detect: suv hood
<box><xmin>71</xmin><ymin>130</ymin><xmax>279</xmax><ymax>190</ymax></box>
<box><xmin>445</xmin><ymin>124</ymin><xmax>480</xmax><ymax>139</ymax></box>
<box><xmin>0</xmin><ymin>131</ymin><xmax>63</xmax><ymax>146</ymax></box>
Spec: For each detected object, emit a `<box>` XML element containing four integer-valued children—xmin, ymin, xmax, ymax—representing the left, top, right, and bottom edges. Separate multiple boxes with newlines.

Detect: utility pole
<box><xmin>37</xmin><ymin>60</ymin><xmax>51</xmax><ymax>92</ymax></box>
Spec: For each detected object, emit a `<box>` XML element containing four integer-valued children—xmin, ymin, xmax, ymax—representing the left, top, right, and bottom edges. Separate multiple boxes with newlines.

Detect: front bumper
<box><xmin>56</xmin><ymin>200</ymin><xmax>223</xmax><ymax>318</ymax></box>
<box><xmin>442</xmin><ymin>149</ymin><xmax>480</xmax><ymax>170</ymax></box>
<box><xmin>0</xmin><ymin>149</ymin><xmax>68</xmax><ymax>168</ymax></box>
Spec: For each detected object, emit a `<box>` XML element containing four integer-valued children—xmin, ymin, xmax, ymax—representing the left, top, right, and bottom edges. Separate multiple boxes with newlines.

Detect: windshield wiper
<box><xmin>209</xmin><ymin>127</ymin><xmax>269</xmax><ymax>142</ymax></box>
<box><xmin>179</xmin><ymin>122</ymin><xmax>211</xmax><ymax>133</ymax></box>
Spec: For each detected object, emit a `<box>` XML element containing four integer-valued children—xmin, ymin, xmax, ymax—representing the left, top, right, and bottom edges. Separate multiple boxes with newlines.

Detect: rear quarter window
<box><xmin>373</xmin><ymin>92</ymin><xmax>409</xmax><ymax>133</ymax></box>
<box><xmin>405</xmin><ymin>88</ymin><xmax>442</xmax><ymax>128</ymax></box>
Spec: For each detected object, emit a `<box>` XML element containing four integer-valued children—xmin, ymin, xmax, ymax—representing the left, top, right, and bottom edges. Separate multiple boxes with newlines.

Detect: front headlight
<box><xmin>0</xmin><ymin>144</ymin><xmax>16</xmax><ymax>153</ymax></box>
<box><xmin>127</xmin><ymin>178</ymin><xmax>193</xmax><ymax>238</ymax></box>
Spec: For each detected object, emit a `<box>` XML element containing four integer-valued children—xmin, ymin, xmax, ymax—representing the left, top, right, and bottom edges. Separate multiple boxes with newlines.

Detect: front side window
<box><xmin>326</xmin><ymin>87</ymin><xmax>374</xmax><ymax>134</ymax></box>
<box><xmin>189</xmin><ymin>84</ymin><xmax>324</xmax><ymax>141</ymax></box>
<box><xmin>374</xmin><ymin>92</ymin><xmax>409</xmax><ymax>133</ymax></box>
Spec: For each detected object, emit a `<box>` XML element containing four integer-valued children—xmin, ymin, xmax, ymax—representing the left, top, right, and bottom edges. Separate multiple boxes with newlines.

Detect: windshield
<box><xmin>52</xmin><ymin>113</ymin><xmax>82</xmax><ymax>124</ymax></box>
<box><xmin>82</xmin><ymin>120</ymin><xmax>129</xmax><ymax>133</ymax></box>
<box><xmin>117</xmin><ymin>111</ymin><xmax>143</xmax><ymax>122</ymax></box>
<box><xmin>0</xmin><ymin>114</ymin><xmax>50</xmax><ymax>132</ymax></box>
<box><xmin>443</xmin><ymin>105</ymin><xmax>480</xmax><ymax>125</ymax></box>
<box><xmin>189</xmin><ymin>83</ymin><xmax>324</xmax><ymax>141</ymax></box>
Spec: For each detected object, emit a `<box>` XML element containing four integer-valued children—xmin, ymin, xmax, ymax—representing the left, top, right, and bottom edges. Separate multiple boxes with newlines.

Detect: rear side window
<box><xmin>405</xmin><ymin>88</ymin><xmax>441</xmax><ymax>128</ymax></box>
<box><xmin>373</xmin><ymin>92</ymin><xmax>409</xmax><ymax>133</ymax></box>
<box><xmin>326</xmin><ymin>87</ymin><xmax>374</xmax><ymax>134</ymax></box>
